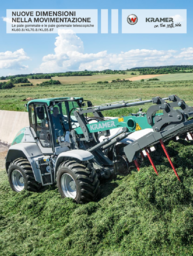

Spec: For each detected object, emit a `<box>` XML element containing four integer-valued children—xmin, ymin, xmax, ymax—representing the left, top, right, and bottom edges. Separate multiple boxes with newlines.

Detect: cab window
<box><xmin>29</xmin><ymin>103</ymin><xmax>52</xmax><ymax>148</ymax></box>
<box><xmin>61</xmin><ymin>101</ymin><xmax>79</xmax><ymax>129</ymax></box>
<box><xmin>50</xmin><ymin>104</ymin><xmax>66</xmax><ymax>145</ymax></box>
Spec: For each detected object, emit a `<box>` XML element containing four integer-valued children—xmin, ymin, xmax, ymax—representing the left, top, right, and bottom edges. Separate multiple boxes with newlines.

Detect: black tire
<box><xmin>56</xmin><ymin>160</ymin><xmax>100</xmax><ymax>204</ymax></box>
<box><xmin>8</xmin><ymin>158</ymin><xmax>41</xmax><ymax>192</ymax></box>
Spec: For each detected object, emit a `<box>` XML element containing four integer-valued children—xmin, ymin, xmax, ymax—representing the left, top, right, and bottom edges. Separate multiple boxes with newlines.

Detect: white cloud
<box><xmin>175</xmin><ymin>47</ymin><xmax>193</xmax><ymax>60</ymax></box>
<box><xmin>0</xmin><ymin>49</ymin><xmax>30</xmax><ymax>70</ymax></box>
<box><xmin>38</xmin><ymin>29</ymin><xmax>107</xmax><ymax>72</ymax></box>
<box><xmin>172</xmin><ymin>15</ymin><xmax>184</xmax><ymax>23</ymax></box>
<box><xmin>2</xmin><ymin>17</ymin><xmax>12</xmax><ymax>24</ymax></box>
<box><xmin>37</xmin><ymin>29</ymin><xmax>193</xmax><ymax>72</ymax></box>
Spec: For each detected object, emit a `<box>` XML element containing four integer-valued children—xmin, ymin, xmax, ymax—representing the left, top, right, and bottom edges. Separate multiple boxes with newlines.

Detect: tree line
<box><xmin>131</xmin><ymin>66</ymin><xmax>193</xmax><ymax>75</ymax></box>
<box><xmin>0</xmin><ymin>70</ymin><xmax>126</xmax><ymax>80</ymax></box>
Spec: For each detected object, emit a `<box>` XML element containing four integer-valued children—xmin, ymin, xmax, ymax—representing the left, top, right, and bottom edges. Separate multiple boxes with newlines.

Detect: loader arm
<box><xmin>74</xmin><ymin>114</ymin><xmax>152</xmax><ymax>135</ymax></box>
<box><xmin>73</xmin><ymin>95</ymin><xmax>193</xmax><ymax>181</ymax></box>
<box><xmin>74</xmin><ymin>95</ymin><xmax>193</xmax><ymax>137</ymax></box>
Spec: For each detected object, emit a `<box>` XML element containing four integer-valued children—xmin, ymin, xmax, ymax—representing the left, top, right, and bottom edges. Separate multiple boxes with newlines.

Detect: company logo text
<box><xmin>146</xmin><ymin>17</ymin><xmax>174</xmax><ymax>22</ymax></box>
<box><xmin>90</xmin><ymin>121</ymin><xmax>116</xmax><ymax>131</ymax></box>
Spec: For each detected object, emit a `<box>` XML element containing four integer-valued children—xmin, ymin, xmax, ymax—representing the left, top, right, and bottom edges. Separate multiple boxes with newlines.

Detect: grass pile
<box><xmin>1</xmin><ymin>139</ymin><xmax>193</xmax><ymax>255</ymax></box>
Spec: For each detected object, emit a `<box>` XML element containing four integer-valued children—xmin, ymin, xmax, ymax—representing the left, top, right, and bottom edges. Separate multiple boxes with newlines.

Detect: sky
<box><xmin>0</xmin><ymin>0</ymin><xmax>193</xmax><ymax>76</ymax></box>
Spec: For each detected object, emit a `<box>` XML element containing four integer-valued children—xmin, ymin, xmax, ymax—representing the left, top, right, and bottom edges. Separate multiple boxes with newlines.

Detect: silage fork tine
<box><xmin>145</xmin><ymin>148</ymin><xmax>158</xmax><ymax>176</ymax></box>
<box><xmin>134</xmin><ymin>159</ymin><xmax>140</xmax><ymax>171</ymax></box>
<box><xmin>159</xmin><ymin>139</ymin><xmax>181</xmax><ymax>181</ymax></box>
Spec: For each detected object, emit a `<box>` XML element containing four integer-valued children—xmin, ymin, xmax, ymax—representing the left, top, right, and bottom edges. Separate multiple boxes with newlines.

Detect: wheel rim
<box><xmin>61</xmin><ymin>173</ymin><xmax>77</xmax><ymax>199</ymax></box>
<box><xmin>11</xmin><ymin>169</ymin><xmax>24</xmax><ymax>192</ymax></box>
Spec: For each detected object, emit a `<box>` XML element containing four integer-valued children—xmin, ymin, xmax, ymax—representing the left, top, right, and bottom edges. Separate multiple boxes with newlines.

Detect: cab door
<box><xmin>28</xmin><ymin>103</ymin><xmax>53</xmax><ymax>154</ymax></box>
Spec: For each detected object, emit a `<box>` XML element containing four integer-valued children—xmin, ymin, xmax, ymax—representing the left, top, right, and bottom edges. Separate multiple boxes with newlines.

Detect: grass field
<box><xmin>1</xmin><ymin>140</ymin><xmax>193</xmax><ymax>255</ymax></box>
<box><xmin>127</xmin><ymin>74</ymin><xmax>163</xmax><ymax>81</ymax></box>
<box><xmin>158</xmin><ymin>73</ymin><xmax>193</xmax><ymax>81</ymax></box>
<box><xmin>28</xmin><ymin>71</ymin><xmax>140</xmax><ymax>85</ymax></box>
<box><xmin>0</xmin><ymin>79</ymin><xmax>9</xmax><ymax>83</ymax></box>
<box><xmin>1</xmin><ymin>73</ymin><xmax>193</xmax><ymax>114</ymax></box>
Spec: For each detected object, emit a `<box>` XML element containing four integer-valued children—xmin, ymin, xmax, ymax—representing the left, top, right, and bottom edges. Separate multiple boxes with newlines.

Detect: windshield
<box><xmin>49</xmin><ymin>100</ymin><xmax>80</xmax><ymax>146</ymax></box>
<box><xmin>61</xmin><ymin>101</ymin><xmax>79</xmax><ymax>128</ymax></box>
<box><xmin>62</xmin><ymin>101</ymin><xmax>79</xmax><ymax>120</ymax></box>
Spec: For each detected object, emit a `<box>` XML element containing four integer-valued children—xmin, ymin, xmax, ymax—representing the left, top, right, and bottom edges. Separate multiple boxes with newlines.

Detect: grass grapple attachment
<box><xmin>123</xmin><ymin>95</ymin><xmax>193</xmax><ymax>181</ymax></box>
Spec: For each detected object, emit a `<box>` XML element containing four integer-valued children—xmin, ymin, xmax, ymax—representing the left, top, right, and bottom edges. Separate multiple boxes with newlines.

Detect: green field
<box><xmin>0</xmin><ymin>73</ymin><xmax>193</xmax><ymax>115</ymax></box>
<box><xmin>157</xmin><ymin>73</ymin><xmax>193</xmax><ymax>81</ymax></box>
<box><xmin>27</xmin><ymin>71</ymin><xmax>140</xmax><ymax>85</ymax></box>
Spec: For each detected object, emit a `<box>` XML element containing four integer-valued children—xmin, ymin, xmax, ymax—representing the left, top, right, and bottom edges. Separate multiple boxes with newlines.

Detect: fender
<box><xmin>54</xmin><ymin>149</ymin><xmax>94</xmax><ymax>176</ymax></box>
<box><xmin>6</xmin><ymin>143</ymin><xmax>43</xmax><ymax>183</ymax></box>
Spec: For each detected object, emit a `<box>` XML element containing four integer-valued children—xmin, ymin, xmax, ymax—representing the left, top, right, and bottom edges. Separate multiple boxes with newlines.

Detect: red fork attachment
<box><xmin>145</xmin><ymin>148</ymin><xmax>159</xmax><ymax>176</ymax></box>
<box><xmin>134</xmin><ymin>139</ymin><xmax>182</xmax><ymax>180</ymax></box>
<box><xmin>140</xmin><ymin>151</ymin><xmax>145</xmax><ymax>160</ymax></box>
<box><xmin>134</xmin><ymin>159</ymin><xmax>140</xmax><ymax>171</ymax></box>
<box><xmin>159</xmin><ymin>139</ymin><xmax>181</xmax><ymax>181</ymax></box>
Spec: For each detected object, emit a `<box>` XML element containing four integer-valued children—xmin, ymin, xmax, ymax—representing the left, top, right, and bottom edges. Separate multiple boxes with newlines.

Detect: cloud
<box><xmin>2</xmin><ymin>17</ymin><xmax>12</xmax><ymax>24</ymax></box>
<box><xmin>175</xmin><ymin>47</ymin><xmax>193</xmax><ymax>60</ymax></box>
<box><xmin>39</xmin><ymin>29</ymin><xmax>107</xmax><ymax>72</ymax></box>
<box><xmin>38</xmin><ymin>29</ymin><xmax>193</xmax><ymax>72</ymax></box>
<box><xmin>0</xmin><ymin>49</ymin><xmax>30</xmax><ymax>70</ymax></box>
<box><xmin>171</xmin><ymin>14</ymin><xmax>184</xmax><ymax>23</ymax></box>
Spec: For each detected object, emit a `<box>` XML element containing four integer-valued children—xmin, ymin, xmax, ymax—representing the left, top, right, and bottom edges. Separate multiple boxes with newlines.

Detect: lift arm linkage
<box><xmin>74</xmin><ymin>95</ymin><xmax>193</xmax><ymax>141</ymax></box>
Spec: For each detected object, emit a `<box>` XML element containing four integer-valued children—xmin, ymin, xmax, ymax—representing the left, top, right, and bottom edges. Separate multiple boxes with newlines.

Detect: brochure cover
<box><xmin>0</xmin><ymin>1</ymin><xmax>192</xmax><ymax>255</ymax></box>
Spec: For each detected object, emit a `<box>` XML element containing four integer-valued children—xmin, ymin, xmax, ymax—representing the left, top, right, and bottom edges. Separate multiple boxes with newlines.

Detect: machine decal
<box><xmin>11</xmin><ymin>128</ymin><xmax>26</xmax><ymax>145</ymax></box>
<box><xmin>118</xmin><ymin>118</ymin><xmax>124</xmax><ymax>122</ymax></box>
<box><xmin>90</xmin><ymin>121</ymin><xmax>116</xmax><ymax>131</ymax></box>
<box><xmin>135</xmin><ymin>123</ymin><xmax>142</xmax><ymax>131</ymax></box>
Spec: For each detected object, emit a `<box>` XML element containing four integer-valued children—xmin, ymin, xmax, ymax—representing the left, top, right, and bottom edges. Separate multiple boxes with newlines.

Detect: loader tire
<box><xmin>56</xmin><ymin>160</ymin><xmax>100</xmax><ymax>204</ymax></box>
<box><xmin>8</xmin><ymin>158</ymin><xmax>41</xmax><ymax>193</ymax></box>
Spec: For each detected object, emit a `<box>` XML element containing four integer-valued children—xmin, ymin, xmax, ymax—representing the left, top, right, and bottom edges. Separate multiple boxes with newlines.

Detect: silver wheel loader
<box><xmin>6</xmin><ymin>95</ymin><xmax>193</xmax><ymax>203</ymax></box>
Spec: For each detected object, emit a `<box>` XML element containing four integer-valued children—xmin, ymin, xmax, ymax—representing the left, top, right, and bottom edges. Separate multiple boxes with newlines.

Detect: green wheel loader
<box><xmin>5</xmin><ymin>95</ymin><xmax>193</xmax><ymax>203</ymax></box>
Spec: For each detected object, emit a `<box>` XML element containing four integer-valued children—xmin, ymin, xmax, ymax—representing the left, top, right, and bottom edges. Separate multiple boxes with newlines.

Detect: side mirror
<box><xmin>87</xmin><ymin>101</ymin><xmax>93</xmax><ymax>107</ymax></box>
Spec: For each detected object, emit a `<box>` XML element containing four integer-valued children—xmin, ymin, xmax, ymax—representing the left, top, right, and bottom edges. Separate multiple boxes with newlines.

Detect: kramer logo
<box><xmin>90</xmin><ymin>121</ymin><xmax>116</xmax><ymax>131</ymax></box>
<box><xmin>146</xmin><ymin>17</ymin><xmax>174</xmax><ymax>22</ymax></box>
<box><xmin>127</xmin><ymin>14</ymin><xmax>138</xmax><ymax>25</ymax></box>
